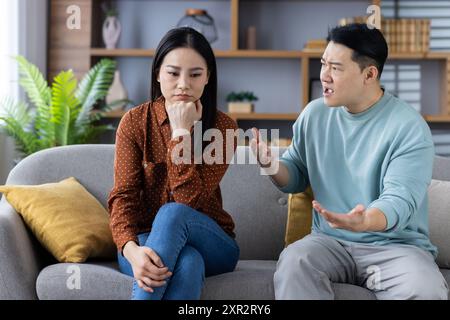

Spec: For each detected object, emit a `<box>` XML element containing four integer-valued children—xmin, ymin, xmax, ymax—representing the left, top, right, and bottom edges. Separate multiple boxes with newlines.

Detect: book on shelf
<box><xmin>341</xmin><ymin>16</ymin><xmax>430</xmax><ymax>53</ymax></box>
<box><xmin>304</xmin><ymin>39</ymin><xmax>327</xmax><ymax>52</ymax></box>
<box><xmin>383</xmin><ymin>18</ymin><xmax>430</xmax><ymax>53</ymax></box>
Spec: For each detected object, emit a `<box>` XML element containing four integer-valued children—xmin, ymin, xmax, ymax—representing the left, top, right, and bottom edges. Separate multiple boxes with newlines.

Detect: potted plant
<box><xmin>226</xmin><ymin>91</ymin><xmax>258</xmax><ymax>113</ymax></box>
<box><xmin>0</xmin><ymin>56</ymin><xmax>118</xmax><ymax>158</ymax></box>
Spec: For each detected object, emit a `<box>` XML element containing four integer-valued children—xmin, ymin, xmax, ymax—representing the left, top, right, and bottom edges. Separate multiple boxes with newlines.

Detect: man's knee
<box><xmin>391</xmin><ymin>273</ymin><xmax>448</xmax><ymax>300</ymax></box>
<box><xmin>275</xmin><ymin>242</ymin><xmax>314</xmax><ymax>278</ymax></box>
<box><xmin>409</xmin><ymin>277</ymin><xmax>448</xmax><ymax>300</ymax></box>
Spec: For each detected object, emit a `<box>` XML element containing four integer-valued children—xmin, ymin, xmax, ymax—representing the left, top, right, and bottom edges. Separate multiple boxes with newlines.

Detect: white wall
<box><xmin>0</xmin><ymin>0</ymin><xmax>47</xmax><ymax>184</ymax></box>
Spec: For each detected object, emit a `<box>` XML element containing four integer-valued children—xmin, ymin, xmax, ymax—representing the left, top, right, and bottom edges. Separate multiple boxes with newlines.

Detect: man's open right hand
<box><xmin>250</xmin><ymin>127</ymin><xmax>272</xmax><ymax>168</ymax></box>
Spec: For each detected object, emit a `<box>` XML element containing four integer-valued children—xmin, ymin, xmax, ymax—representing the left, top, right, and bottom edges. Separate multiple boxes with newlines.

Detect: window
<box><xmin>382</xmin><ymin>1</ymin><xmax>450</xmax><ymax>156</ymax></box>
<box><xmin>381</xmin><ymin>64</ymin><xmax>421</xmax><ymax>112</ymax></box>
<box><xmin>0</xmin><ymin>0</ymin><xmax>19</xmax><ymax>100</ymax></box>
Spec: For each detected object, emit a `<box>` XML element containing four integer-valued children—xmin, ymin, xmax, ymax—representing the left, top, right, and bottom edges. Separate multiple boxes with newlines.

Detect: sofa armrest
<box><xmin>0</xmin><ymin>198</ymin><xmax>43</xmax><ymax>299</ymax></box>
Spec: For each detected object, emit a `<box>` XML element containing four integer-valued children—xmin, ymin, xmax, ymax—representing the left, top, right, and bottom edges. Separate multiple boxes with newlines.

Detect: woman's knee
<box><xmin>153</xmin><ymin>202</ymin><xmax>193</xmax><ymax>229</ymax></box>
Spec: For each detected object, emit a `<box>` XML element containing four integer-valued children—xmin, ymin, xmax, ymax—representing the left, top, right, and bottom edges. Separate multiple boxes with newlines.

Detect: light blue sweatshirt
<box><xmin>280</xmin><ymin>90</ymin><xmax>437</xmax><ymax>257</ymax></box>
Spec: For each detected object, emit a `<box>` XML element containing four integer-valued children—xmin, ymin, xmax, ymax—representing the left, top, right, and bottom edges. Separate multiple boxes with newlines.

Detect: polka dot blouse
<box><xmin>107</xmin><ymin>96</ymin><xmax>238</xmax><ymax>251</ymax></box>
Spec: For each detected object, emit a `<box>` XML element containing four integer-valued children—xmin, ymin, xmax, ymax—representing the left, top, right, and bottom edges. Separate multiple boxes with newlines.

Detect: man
<box><xmin>251</xmin><ymin>23</ymin><xmax>448</xmax><ymax>299</ymax></box>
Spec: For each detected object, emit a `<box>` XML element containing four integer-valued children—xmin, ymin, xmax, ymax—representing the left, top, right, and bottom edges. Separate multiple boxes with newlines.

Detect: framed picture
<box><xmin>309</xmin><ymin>78</ymin><xmax>323</xmax><ymax>101</ymax></box>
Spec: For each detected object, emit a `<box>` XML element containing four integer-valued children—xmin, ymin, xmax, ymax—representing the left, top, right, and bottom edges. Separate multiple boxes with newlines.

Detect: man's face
<box><xmin>320</xmin><ymin>41</ymin><xmax>366</xmax><ymax>109</ymax></box>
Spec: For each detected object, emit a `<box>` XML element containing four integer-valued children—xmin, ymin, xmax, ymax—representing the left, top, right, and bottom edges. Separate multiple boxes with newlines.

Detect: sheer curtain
<box><xmin>0</xmin><ymin>0</ymin><xmax>19</xmax><ymax>98</ymax></box>
<box><xmin>0</xmin><ymin>0</ymin><xmax>19</xmax><ymax>184</ymax></box>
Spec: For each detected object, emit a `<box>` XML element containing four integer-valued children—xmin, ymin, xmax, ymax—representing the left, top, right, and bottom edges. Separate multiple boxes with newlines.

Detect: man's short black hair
<box><xmin>327</xmin><ymin>23</ymin><xmax>388</xmax><ymax>78</ymax></box>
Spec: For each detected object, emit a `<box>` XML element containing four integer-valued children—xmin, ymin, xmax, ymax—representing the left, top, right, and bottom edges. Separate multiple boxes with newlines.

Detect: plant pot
<box><xmin>228</xmin><ymin>102</ymin><xmax>254</xmax><ymax>113</ymax></box>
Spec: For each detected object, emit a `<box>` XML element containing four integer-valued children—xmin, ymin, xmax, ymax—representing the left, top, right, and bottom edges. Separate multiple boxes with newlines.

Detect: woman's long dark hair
<box><xmin>150</xmin><ymin>27</ymin><xmax>218</xmax><ymax>140</ymax></box>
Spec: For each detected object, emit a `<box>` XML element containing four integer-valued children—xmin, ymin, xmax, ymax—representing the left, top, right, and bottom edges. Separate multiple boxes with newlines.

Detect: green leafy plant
<box><xmin>0</xmin><ymin>56</ymin><xmax>118</xmax><ymax>157</ymax></box>
<box><xmin>101</xmin><ymin>1</ymin><xmax>118</xmax><ymax>17</ymax></box>
<box><xmin>226</xmin><ymin>91</ymin><xmax>258</xmax><ymax>102</ymax></box>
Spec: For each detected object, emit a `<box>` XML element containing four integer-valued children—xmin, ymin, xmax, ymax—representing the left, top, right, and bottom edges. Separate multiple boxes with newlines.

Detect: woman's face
<box><xmin>157</xmin><ymin>47</ymin><xmax>209</xmax><ymax>106</ymax></box>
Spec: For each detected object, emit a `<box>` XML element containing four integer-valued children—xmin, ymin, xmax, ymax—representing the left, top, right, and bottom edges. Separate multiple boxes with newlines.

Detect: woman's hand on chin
<box><xmin>166</xmin><ymin>99</ymin><xmax>202</xmax><ymax>139</ymax></box>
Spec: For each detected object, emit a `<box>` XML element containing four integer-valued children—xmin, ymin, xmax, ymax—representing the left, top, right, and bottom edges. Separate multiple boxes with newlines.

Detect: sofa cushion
<box><xmin>36</xmin><ymin>262</ymin><xmax>132</xmax><ymax>300</ymax></box>
<box><xmin>428</xmin><ymin>179</ymin><xmax>450</xmax><ymax>268</ymax></box>
<box><xmin>0</xmin><ymin>177</ymin><xmax>115</xmax><ymax>263</ymax></box>
<box><xmin>285</xmin><ymin>186</ymin><xmax>314</xmax><ymax>246</ymax></box>
<box><xmin>5</xmin><ymin>145</ymin><xmax>115</xmax><ymax>209</ymax></box>
<box><xmin>36</xmin><ymin>260</ymin><xmax>382</xmax><ymax>300</ymax></box>
<box><xmin>220</xmin><ymin>147</ymin><xmax>288</xmax><ymax>260</ymax></box>
<box><xmin>202</xmin><ymin>260</ymin><xmax>276</xmax><ymax>299</ymax></box>
<box><xmin>36</xmin><ymin>260</ymin><xmax>277</xmax><ymax>300</ymax></box>
<box><xmin>332</xmin><ymin>283</ymin><xmax>376</xmax><ymax>300</ymax></box>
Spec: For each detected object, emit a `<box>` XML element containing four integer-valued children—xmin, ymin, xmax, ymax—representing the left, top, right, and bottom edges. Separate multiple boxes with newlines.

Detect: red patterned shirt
<box><xmin>108</xmin><ymin>97</ymin><xmax>238</xmax><ymax>251</ymax></box>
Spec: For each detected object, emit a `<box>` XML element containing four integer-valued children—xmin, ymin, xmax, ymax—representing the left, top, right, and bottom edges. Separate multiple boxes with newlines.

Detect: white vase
<box><xmin>102</xmin><ymin>16</ymin><xmax>121</xmax><ymax>49</ymax></box>
<box><xmin>106</xmin><ymin>70</ymin><xmax>128</xmax><ymax>110</ymax></box>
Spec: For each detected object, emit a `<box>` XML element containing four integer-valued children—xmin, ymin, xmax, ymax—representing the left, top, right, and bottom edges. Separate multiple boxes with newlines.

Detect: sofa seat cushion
<box><xmin>36</xmin><ymin>259</ymin><xmax>400</xmax><ymax>300</ymax></box>
<box><xmin>202</xmin><ymin>260</ymin><xmax>277</xmax><ymax>299</ymax></box>
<box><xmin>37</xmin><ymin>261</ymin><xmax>448</xmax><ymax>300</ymax></box>
<box><xmin>36</xmin><ymin>261</ymin><xmax>132</xmax><ymax>300</ymax></box>
<box><xmin>36</xmin><ymin>260</ymin><xmax>277</xmax><ymax>300</ymax></box>
<box><xmin>332</xmin><ymin>283</ymin><xmax>376</xmax><ymax>300</ymax></box>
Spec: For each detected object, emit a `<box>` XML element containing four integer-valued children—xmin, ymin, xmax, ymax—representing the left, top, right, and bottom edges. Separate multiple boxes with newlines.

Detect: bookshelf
<box><xmin>48</xmin><ymin>0</ymin><xmax>450</xmax><ymax>128</ymax></box>
<box><xmin>98</xmin><ymin>109</ymin><xmax>298</xmax><ymax>121</ymax></box>
<box><xmin>98</xmin><ymin>108</ymin><xmax>450</xmax><ymax>124</ymax></box>
<box><xmin>90</xmin><ymin>48</ymin><xmax>305</xmax><ymax>59</ymax></box>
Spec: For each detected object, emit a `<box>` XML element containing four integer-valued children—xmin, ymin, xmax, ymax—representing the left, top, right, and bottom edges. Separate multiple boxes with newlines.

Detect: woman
<box><xmin>108</xmin><ymin>27</ymin><xmax>240</xmax><ymax>300</ymax></box>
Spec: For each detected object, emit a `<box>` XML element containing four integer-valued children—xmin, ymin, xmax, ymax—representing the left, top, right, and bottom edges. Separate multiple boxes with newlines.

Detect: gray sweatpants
<box><xmin>274</xmin><ymin>232</ymin><xmax>449</xmax><ymax>300</ymax></box>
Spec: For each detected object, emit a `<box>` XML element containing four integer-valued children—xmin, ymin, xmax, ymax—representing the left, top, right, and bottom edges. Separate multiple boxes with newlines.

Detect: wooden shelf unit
<box><xmin>48</xmin><ymin>0</ymin><xmax>450</xmax><ymax>123</ymax></box>
<box><xmin>99</xmin><ymin>110</ymin><xmax>299</xmax><ymax>121</ymax></box>
<box><xmin>100</xmin><ymin>111</ymin><xmax>450</xmax><ymax>124</ymax></box>
<box><xmin>224</xmin><ymin>113</ymin><xmax>298</xmax><ymax>121</ymax></box>
<box><xmin>91</xmin><ymin>48</ymin><xmax>450</xmax><ymax>60</ymax></box>
<box><xmin>91</xmin><ymin>48</ymin><xmax>305</xmax><ymax>59</ymax></box>
<box><xmin>304</xmin><ymin>50</ymin><xmax>450</xmax><ymax>60</ymax></box>
<box><xmin>423</xmin><ymin>115</ymin><xmax>450</xmax><ymax>123</ymax></box>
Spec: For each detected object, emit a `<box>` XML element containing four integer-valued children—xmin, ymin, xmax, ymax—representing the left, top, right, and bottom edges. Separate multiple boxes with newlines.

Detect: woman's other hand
<box><xmin>123</xmin><ymin>241</ymin><xmax>172</xmax><ymax>293</ymax></box>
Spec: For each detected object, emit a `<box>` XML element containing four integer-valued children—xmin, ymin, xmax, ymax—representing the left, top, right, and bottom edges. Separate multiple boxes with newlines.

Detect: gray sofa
<box><xmin>1</xmin><ymin>144</ymin><xmax>450</xmax><ymax>299</ymax></box>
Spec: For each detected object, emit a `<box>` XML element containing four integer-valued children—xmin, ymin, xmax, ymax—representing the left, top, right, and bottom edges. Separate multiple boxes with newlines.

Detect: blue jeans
<box><xmin>117</xmin><ymin>203</ymin><xmax>240</xmax><ymax>300</ymax></box>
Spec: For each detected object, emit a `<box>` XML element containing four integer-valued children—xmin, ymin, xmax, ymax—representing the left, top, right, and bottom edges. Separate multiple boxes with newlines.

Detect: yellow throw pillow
<box><xmin>0</xmin><ymin>177</ymin><xmax>115</xmax><ymax>263</ymax></box>
<box><xmin>285</xmin><ymin>185</ymin><xmax>314</xmax><ymax>247</ymax></box>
